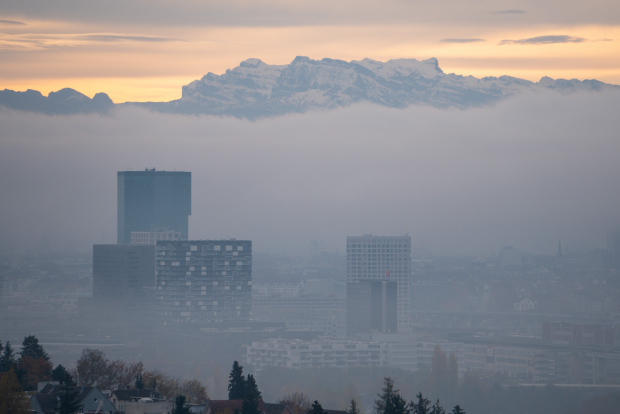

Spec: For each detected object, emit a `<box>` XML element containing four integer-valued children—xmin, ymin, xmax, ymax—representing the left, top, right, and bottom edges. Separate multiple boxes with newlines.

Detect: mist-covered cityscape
<box><xmin>1</xmin><ymin>164</ymin><xmax>619</xmax><ymax>414</ymax></box>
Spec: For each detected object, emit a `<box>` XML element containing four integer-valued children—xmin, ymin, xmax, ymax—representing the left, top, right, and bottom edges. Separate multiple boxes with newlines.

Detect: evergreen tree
<box><xmin>20</xmin><ymin>336</ymin><xmax>50</xmax><ymax>361</ymax></box>
<box><xmin>51</xmin><ymin>365</ymin><xmax>75</xmax><ymax>386</ymax></box>
<box><xmin>245</xmin><ymin>374</ymin><xmax>261</xmax><ymax>399</ymax></box>
<box><xmin>228</xmin><ymin>361</ymin><xmax>246</xmax><ymax>400</ymax></box>
<box><xmin>374</xmin><ymin>377</ymin><xmax>397</xmax><ymax>414</ymax></box>
<box><xmin>241</xmin><ymin>374</ymin><xmax>261</xmax><ymax>414</ymax></box>
<box><xmin>310</xmin><ymin>401</ymin><xmax>325</xmax><ymax>414</ymax></box>
<box><xmin>0</xmin><ymin>341</ymin><xmax>16</xmax><ymax>373</ymax></box>
<box><xmin>17</xmin><ymin>335</ymin><xmax>52</xmax><ymax>391</ymax></box>
<box><xmin>387</xmin><ymin>395</ymin><xmax>409</xmax><ymax>414</ymax></box>
<box><xmin>0</xmin><ymin>367</ymin><xmax>29</xmax><ymax>414</ymax></box>
<box><xmin>171</xmin><ymin>395</ymin><xmax>191</xmax><ymax>414</ymax></box>
<box><xmin>430</xmin><ymin>400</ymin><xmax>444</xmax><ymax>414</ymax></box>
<box><xmin>136</xmin><ymin>373</ymin><xmax>144</xmax><ymax>390</ymax></box>
<box><xmin>408</xmin><ymin>393</ymin><xmax>431</xmax><ymax>414</ymax></box>
<box><xmin>451</xmin><ymin>406</ymin><xmax>465</xmax><ymax>414</ymax></box>
<box><xmin>346</xmin><ymin>399</ymin><xmax>360</xmax><ymax>414</ymax></box>
<box><xmin>58</xmin><ymin>382</ymin><xmax>82</xmax><ymax>414</ymax></box>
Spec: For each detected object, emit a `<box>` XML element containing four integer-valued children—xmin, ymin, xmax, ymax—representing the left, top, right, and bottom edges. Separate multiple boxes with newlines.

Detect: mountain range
<box><xmin>1</xmin><ymin>56</ymin><xmax>618</xmax><ymax>117</ymax></box>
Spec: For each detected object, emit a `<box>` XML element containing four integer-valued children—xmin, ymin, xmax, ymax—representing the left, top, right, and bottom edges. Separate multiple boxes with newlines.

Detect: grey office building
<box><xmin>347</xmin><ymin>280</ymin><xmax>397</xmax><ymax>336</ymax></box>
<box><xmin>93</xmin><ymin>244</ymin><xmax>156</xmax><ymax>298</ymax></box>
<box><xmin>347</xmin><ymin>234</ymin><xmax>411</xmax><ymax>332</ymax></box>
<box><xmin>156</xmin><ymin>240</ymin><xmax>252</xmax><ymax>325</ymax></box>
<box><xmin>117</xmin><ymin>169</ymin><xmax>191</xmax><ymax>245</ymax></box>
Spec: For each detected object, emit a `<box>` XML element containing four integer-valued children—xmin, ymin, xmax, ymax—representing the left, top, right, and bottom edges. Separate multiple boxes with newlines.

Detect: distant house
<box><xmin>204</xmin><ymin>400</ymin><xmax>293</xmax><ymax>414</ymax></box>
<box><xmin>30</xmin><ymin>384</ymin><xmax>117</xmax><ymax>414</ymax></box>
<box><xmin>189</xmin><ymin>404</ymin><xmax>207</xmax><ymax>414</ymax></box>
<box><xmin>109</xmin><ymin>389</ymin><xmax>172</xmax><ymax>414</ymax></box>
<box><xmin>204</xmin><ymin>400</ymin><xmax>245</xmax><ymax>414</ymax></box>
<box><xmin>263</xmin><ymin>403</ymin><xmax>294</xmax><ymax>414</ymax></box>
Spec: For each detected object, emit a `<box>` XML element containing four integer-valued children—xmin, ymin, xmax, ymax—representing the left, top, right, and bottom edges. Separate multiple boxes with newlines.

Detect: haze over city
<box><xmin>1</xmin><ymin>1</ymin><xmax>620</xmax><ymax>414</ymax></box>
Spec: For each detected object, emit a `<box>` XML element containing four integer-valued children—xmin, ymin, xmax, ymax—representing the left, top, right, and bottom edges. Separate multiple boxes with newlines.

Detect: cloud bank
<box><xmin>440</xmin><ymin>38</ymin><xmax>485</xmax><ymax>43</ymax></box>
<box><xmin>1</xmin><ymin>0</ymin><xmax>619</xmax><ymax>27</ymax></box>
<box><xmin>500</xmin><ymin>35</ymin><xmax>587</xmax><ymax>45</ymax></box>
<box><xmin>1</xmin><ymin>91</ymin><xmax>619</xmax><ymax>256</ymax></box>
<box><xmin>0</xmin><ymin>19</ymin><xmax>25</xmax><ymax>25</ymax></box>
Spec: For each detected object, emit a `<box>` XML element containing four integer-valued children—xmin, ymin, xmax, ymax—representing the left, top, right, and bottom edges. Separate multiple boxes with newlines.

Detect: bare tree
<box><xmin>102</xmin><ymin>360</ymin><xmax>143</xmax><ymax>390</ymax></box>
<box><xmin>76</xmin><ymin>349</ymin><xmax>108</xmax><ymax>387</ymax></box>
<box><xmin>142</xmin><ymin>370</ymin><xmax>208</xmax><ymax>403</ymax></box>
<box><xmin>179</xmin><ymin>379</ymin><xmax>209</xmax><ymax>404</ymax></box>
<box><xmin>278</xmin><ymin>391</ymin><xmax>312</xmax><ymax>414</ymax></box>
<box><xmin>75</xmin><ymin>348</ymin><xmax>142</xmax><ymax>389</ymax></box>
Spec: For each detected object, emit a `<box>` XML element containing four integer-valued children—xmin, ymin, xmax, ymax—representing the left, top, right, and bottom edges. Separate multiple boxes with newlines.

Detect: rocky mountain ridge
<box><xmin>1</xmin><ymin>56</ymin><xmax>617</xmax><ymax>117</ymax></box>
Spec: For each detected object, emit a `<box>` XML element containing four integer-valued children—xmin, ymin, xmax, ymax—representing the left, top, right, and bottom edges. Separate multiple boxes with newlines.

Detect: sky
<box><xmin>1</xmin><ymin>0</ymin><xmax>619</xmax><ymax>102</ymax></box>
<box><xmin>1</xmin><ymin>90</ymin><xmax>619</xmax><ymax>256</ymax></box>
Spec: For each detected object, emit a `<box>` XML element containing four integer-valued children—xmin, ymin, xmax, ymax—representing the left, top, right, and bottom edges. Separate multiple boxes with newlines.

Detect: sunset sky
<box><xmin>1</xmin><ymin>0</ymin><xmax>619</xmax><ymax>103</ymax></box>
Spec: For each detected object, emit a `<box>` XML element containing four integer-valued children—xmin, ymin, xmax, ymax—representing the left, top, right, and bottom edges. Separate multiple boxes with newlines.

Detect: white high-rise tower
<box><xmin>346</xmin><ymin>234</ymin><xmax>411</xmax><ymax>332</ymax></box>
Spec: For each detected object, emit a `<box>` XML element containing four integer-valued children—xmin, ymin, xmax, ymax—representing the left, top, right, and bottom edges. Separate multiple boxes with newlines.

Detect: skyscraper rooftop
<box><xmin>117</xmin><ymin>169</ymin><xmax>191</xmax><ymax>245</ymax></box>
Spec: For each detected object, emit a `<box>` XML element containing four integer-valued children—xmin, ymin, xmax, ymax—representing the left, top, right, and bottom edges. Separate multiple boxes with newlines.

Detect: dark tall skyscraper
<box><xmin>93</xmin><ymin>245</ymin><xmax>156</xmax><ymax>298</ymax></box>
<box><xmin>117</xmin><ymin>169</ymin><xmax>191</xmax><ymax>245</ymax></box>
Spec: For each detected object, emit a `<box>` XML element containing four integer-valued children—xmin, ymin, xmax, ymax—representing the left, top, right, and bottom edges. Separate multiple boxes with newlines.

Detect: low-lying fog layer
<box><xmin>1</xmin><ymin>90</ymin><xmax>619</xmax><ymax>255</ymax></box>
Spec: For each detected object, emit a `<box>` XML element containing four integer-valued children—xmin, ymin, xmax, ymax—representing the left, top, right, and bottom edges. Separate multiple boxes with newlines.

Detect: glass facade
<box><xmin>92</xmin><ymin>244</ymin><xmax>156</xmax><ymax>298</ymax></box>
<box><xmin>117</xmin><ymin>170</ymin><xmax>191</xmax><ymax>245</ymax></box>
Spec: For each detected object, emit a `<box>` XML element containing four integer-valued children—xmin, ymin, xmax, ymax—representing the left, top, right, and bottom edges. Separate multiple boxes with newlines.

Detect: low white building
<box><xmin>514</xmin><ymin>298</ymin><xmax>535</xmax><ymax>312</ymax></box>
<box><xmin>246</xmin><ymin>337</ymin><xmax>469</xmax><ymax>375</ymax></box>
<box><xmin>246</xmin><ymin>339</ymin><xmax>388</xmax><ymax>371</ymax></box>
<box><xmin>386</xmin><ymin>342</ymin><xmax>418</xmax><ymax>371</ymax></box>
<box><xmin>110</xmin><ymin>390</ymin><xmax>172</xmax><ymax>414</ymax></box>
<box><xmin>414</xmin><ymin>340</ymin><xmax>465</xmax><ymax>376</ymax></box>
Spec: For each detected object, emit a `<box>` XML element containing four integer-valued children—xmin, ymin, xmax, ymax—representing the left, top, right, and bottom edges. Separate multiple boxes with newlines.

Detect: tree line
<box><xmin>373</xmin><ymin>377</ymin><xmax>464</xmax><ymax>414</ymax></box>
<box><xmin>1</xmin><ymin>336</ymin><xmax>73</xmax><ymax>391</ymax></box>
<box><xmin>215</xmin><ymin>362</ymin><xmax>463</xmax><ymax>414</ymax></box>
<box><xmin>1</xmin><ymin>336</ymin><xmax>71</xmax><ymax>414</ymax></box>
<box><xmin>73</xmin><ymin>348</ymin><xmax>208</xmax><ymax>403</ymax></box>
<box><xmin>0</xmin><ymin>336</ymin><xmax>209</xmax><ymax>414</ymax></box>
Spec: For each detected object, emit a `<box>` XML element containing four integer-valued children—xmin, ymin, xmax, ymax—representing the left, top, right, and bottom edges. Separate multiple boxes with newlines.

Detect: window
<box><xmin>226</xmin><ymin>245</ymin><xmax>233</xmax><ymax>251</ymax></box>
<box><xmin>214</xmin><ymin>245</ymin><xmax>221</xmax><ymax>251</ymax></box>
